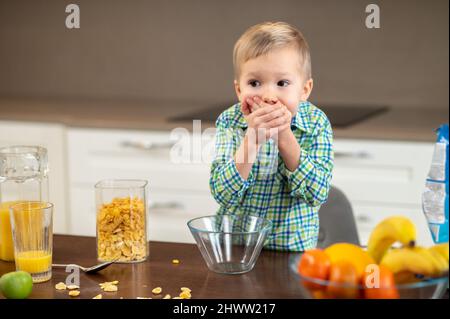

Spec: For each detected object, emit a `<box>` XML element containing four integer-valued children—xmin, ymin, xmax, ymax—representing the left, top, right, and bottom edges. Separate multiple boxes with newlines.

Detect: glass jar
<box><xmin>95</xmin><ymin>179</ymin><xmax>148</xmax><ymax>263</ymax></box>
<box><xmin>0</xmin><ymin>146</ymin><xmax>49</xmax><ymax>262</ymax></box>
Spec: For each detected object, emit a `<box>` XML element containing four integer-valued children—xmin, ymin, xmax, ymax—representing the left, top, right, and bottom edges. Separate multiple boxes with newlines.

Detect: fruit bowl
<box><xmin>289</xmin><ymin>254</ymin><xmax>449</xmax><ymax>299</ymax></box>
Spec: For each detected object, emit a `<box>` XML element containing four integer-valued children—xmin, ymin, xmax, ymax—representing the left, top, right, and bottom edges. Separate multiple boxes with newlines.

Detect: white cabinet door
<box><xmin>333</xmin><ymin>139</ymin><xmax>435</xmax><ymax>247</ymax></box>
<box><xmin>69</xmin><ymin>187</ymin><xmax>96</xmax><ymax>236</ymax></box>
<box><xmin>66</xmin><ymin>127</ymin><xmax>218</xmax><ymax>240</ymax></box>
<box><xmin>67</xmin><ymin>128</ymin><xmax>215</xmax><ymax>192</ymax></box>
<box><xmin>0</xmin><ymin>121</ymin><xmax>68</xmax><ymax>234</ymax></box>
<box><xmin>333</xmin><ymin>139</ymin><xmax>434</xmax><ymax>206</ymax></box>
<box><xmin>148</xmin><ymin>189</ymin><xmax>219</xmax><ymax>243</ymax></box>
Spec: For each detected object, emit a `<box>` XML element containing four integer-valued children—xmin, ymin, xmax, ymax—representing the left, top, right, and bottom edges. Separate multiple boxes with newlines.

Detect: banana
<box><xmin>415</xmin><ymin>246</ymin><xmax>448</xmax><ymax>276</ymax></box>
<box><xmin>380</xmin><ymin>247</ymin><xmax>436</xmax><ymax>277</ymax></box>
<box><xmin>428</xmin><ymin>250</ymin><xmax>449</xmax><ymax>275</ymax></box>
<box><xmin>388</xmin><ymin>246</ymin><xmax>449</xmax><ymax>284</ymax></box>
<box><xmin>367</xmin><ymin>216</ymin><xmax>416</xmax><ymax>263</ymax></box>
<box><xmin>429</xmin><ymin>243</ymin><xmax>449</xmax><ymax>262</ymax></box>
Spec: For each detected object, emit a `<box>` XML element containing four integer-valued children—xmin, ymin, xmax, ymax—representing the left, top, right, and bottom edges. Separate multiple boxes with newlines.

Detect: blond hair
<box><xmin>233</xmin><ymin>21</ymin><xmax>311</xmax><ymax>81</ymax></box>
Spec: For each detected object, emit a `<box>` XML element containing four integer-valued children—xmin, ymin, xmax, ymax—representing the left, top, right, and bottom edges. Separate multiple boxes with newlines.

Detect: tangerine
<box><xmin>327</xmin><ymin>261</ymin><xmax>360</xmax><ymax>299</ymax></box>
<box><xmin>363</xmin><ymin>265</ymin><xmax>399</xmax><ymax>299</ymax></box>
<box><xmin>298</xmin><ymin>249</ymin><xmax>331</xmax><ymax>280</ymax></box>
<box><xmin>298</xmin><ymin>249</ymin><xmax>331</xmax><ymax>290</ymax></box>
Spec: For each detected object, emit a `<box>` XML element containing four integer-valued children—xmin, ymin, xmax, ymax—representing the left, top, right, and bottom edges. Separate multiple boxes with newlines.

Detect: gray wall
<box><xmin>0</xmin><ymin>0</ymin><xmax>448</xmax><ymax>109</ymax></box>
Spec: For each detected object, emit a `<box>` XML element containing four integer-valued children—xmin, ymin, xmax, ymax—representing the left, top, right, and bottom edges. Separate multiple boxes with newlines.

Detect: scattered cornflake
<box><xmin>152</xmin><ymin>287</ymin><xmax>162</xmax><ymax>295</ymax></box>
<box><xmin>103</xmin><ymin>285</ymin><xmax>118</xmax><ymax>292</ymax></box>
<box><xmin>55</xmin><ymin>282</ymin><xmax>67</xmax><ymax>290</ymax></box>
<box><xmin>99</xmin><ymin>281</ymin><xmax>118</xmax><ymax>288</ymax></box>
<box><xmin>99</xmin><ymin>281</ymin><xmax>119</xmax><ymax>292</ymax></box>
<box><xmin>180</xmin><ymin>287</ymin><xmax>191</xmax><ymax>293</ymax></box>
<box><xmin>172</xmin><ymin>259</ymin><xmax>180</xmax><ymax>264</ymax></box>
<box><xmin>179</xmin><ymin>290</ymin><xmax>191</xmax><ymax>299</ymax></box>
<box><xmin>163</xmin><ymin>294</ymin><xmax>171</xmax><ymax>299</ymax></box>
<box><xmin>69</xmin><ymin>290</ymin><xmax>80</xmax><ymax>297</ymax></box>
<box><xmin>137</xmin><ymin>297</ymin><xmax>152</xmax><ymax>299</ymax></box>
<box><xmin>173</xmin><ymin>297</ymin><xmax>182</xmax><ymax>299</ymax></box>
<box><xmin>67</xmin><ymin>285</ymin><xmax>80</xmax><ymax>290</ymax></box>
<box><xmin>93</xmin><ymin>294</ymin><xmax>103</xmax><ymax>299</ymax></box>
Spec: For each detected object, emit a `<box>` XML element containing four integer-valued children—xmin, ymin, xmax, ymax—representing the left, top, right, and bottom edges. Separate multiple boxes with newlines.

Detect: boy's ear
<box><xmin>234</xmin><ymin>79</ymin><xmax>242</xmax><ymax>100</ymax></box>
<box><xmin>301</xmin><ymin>78</ymin><xmax>314</xmax><ymax>101</ymax></box>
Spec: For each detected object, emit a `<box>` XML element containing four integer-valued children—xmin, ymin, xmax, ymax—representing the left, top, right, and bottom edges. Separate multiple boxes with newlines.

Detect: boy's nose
<box><xmin>262</xmin><ymin>95</ymin><xmax>278</xmax><ymax>105</ymax></box>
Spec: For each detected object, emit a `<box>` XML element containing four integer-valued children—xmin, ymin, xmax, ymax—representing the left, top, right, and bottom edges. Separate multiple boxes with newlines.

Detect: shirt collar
<box><xmin>292</xmin><ymin>101</ymin><xmax>311</xmax><ymax>133</ymax></box>
<box><xmin>235</xmin><ymin>101</ymin><xmax>311</xmax><ymax>133</ymax></box>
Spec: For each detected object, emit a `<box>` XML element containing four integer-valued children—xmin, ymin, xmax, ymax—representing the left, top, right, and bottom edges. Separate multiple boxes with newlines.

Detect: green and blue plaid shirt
<box><xmin>209</xmin><ymin>101</ymin><xmax>334</xmax><ymax>251</ymax></box>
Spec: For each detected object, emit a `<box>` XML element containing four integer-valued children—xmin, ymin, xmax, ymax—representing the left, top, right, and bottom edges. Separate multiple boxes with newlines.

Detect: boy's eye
<box><xmin>248</xmin><ymin>80</ymin><xmax>261</xmax><ymax>87</ymax></box>
<box><xmin>277</xmin><ymin>80</ymin><xmax>290</xmax><ymax>87</ymax></box>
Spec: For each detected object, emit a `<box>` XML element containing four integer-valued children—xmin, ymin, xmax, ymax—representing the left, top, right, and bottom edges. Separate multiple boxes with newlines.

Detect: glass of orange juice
<box><xmin>9</xmin><ymin>201</ymin><xmax>53</xmax><ymax>283</ymax></box>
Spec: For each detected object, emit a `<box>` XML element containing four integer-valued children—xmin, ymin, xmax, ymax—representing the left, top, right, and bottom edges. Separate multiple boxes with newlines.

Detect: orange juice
<box><xmin>0</xmin><ymin>201</ymin><xmax>16</xmax><ymax>261</ymax></box>
<box><xmin>15</xmin><ymin>250</ymin><xmax>52</xmax><ymax>282</ymax></box>
<box><xmin>15</xmin><ymin>250</ymin><xmax>52</xmax><ymax>273</ymax></box>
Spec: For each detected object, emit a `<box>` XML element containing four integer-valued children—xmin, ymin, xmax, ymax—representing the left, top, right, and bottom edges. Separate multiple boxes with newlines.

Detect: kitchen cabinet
<box><xmin>333</xmin><ymin>139</ymin><xmax>435</xmax><ymax>246</ymax></box>
<box><xmin>66</xmin><ymin>128</ymin><xmax>219</xmax><ymax>242</ymax></box>
<box><xmin>0</xmin><ymin>120</ymin><xmax>69</xmax><ymax>234</ymax></box>
<box><xmin>67</xmin><ymin>127</ymin><xmax>435</xmax><ymax>246</ymax></box>
<box><xmin>0</xmin><ymin>120</ymin><xmax>436</xmax><ymax>245</ymax></box>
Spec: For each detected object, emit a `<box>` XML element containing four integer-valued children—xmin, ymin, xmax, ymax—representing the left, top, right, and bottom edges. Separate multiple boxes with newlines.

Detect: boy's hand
<box><xmin>240</xmin><ymin>97</ymin><xmax>252</xmax><ymax>116</ymax></box>
<box><xmin>243</xmin><ymin>97</ymin><xmax>291</xmax><ymax>145</ymax></box>
<box><xmin>247</xmin><ymin>96</ymin><xmax>292</xmax><ymax>134</ymax></box>
<box><xmin>240</xmin><ymin>95</ymin><xmax>277</xmax><ymax>114</ymax></box>
<box><xmin>247</xmin><ymin>96</ymin><xmax>278</xmax><ymax>112</ymax></box>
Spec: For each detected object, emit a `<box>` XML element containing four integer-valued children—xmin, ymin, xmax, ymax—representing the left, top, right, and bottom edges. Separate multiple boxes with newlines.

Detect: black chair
<box><xmin>317</xmin><ymin>186</ymin><xmax>360</xmax><ymax>248</ymax></box>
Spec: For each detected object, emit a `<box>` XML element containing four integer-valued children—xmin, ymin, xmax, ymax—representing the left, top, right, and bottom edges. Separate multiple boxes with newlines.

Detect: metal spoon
<box><xmin>52</xmin><ymin>259</ymin><xmax>117</xmax><ymax>274</ymax></box>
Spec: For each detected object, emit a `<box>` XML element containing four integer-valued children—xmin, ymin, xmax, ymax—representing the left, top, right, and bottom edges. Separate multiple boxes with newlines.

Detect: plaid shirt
<box><xmin>209</xmin><ymin>101</ymin><xmax>334</xmax><ymax>251</ymax></box>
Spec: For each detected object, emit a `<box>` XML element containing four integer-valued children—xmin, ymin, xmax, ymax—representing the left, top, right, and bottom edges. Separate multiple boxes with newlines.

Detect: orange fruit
<box><xmin>327</xmin><ymin>261</ymin><xmax>360</xmax><ymax>299</ymax></box>
<box><xmin>298</xmin><ymin>249</ymin><xmax>331</xmax><ymax>281</ymax></box>
<box><xmin>363</xmin><ymin>265</ymin><xmax>399</xmax><ymax>299</ymax></box>
<box><xmin>324</xmin><ymin>243</ymin><xmax>375</xmax><ymax>279</ymax></box>
<box><xmin>298</xmin><ymin>249</ymin><xmax>331</xmax><ymax>292</ymax></box>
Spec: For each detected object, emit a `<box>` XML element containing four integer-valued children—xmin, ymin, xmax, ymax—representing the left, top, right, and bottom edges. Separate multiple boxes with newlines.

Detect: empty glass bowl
<box><xmin>187</xmin><ymin>215</ymin><xmax>272</xmax><ymax>274</ymax></box>
<box><xmin>289</xmin><ymin>254</ymin><xmax>449</xmax><ymax>299</ymax></box>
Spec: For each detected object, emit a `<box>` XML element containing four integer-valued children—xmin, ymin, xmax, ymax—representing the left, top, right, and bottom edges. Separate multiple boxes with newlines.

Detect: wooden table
<box><xmin>0</xmin><ymin>235</ymin><xmax>304</xmax><ymax>299</ymax></box>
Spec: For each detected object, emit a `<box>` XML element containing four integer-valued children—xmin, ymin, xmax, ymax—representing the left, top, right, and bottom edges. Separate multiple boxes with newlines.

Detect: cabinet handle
<box><xmin>121</xmin><ymin>140</ymin><xmax>176</xmax><ymax>151</ymax></box>
<box><xmin>149</xmin><ymin>201</ymin><xmax>185</xmax><ymax>210</ymax></box>
<box><xmin>334</xmin><ymin>150</ymin><xmax>372</xmax><ymax>159</ymax></box>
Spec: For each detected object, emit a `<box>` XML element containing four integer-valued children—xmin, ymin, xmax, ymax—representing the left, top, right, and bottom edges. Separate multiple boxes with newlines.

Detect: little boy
<box><xmin>209</xmin><ymin>22</ymin><xmax>334</xmax><ymax>251</ymax></box>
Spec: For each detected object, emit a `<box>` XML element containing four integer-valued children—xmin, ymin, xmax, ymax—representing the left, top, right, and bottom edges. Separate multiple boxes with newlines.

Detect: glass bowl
<box><xmin>289</xmin><ymin>254</ymin><xmax>449</xmax><ymax>299</ymax></box>
<box><xmin>187</xmin><ymin>215</ymin><xmax>272</xmax><ymax>274</ymax></box>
